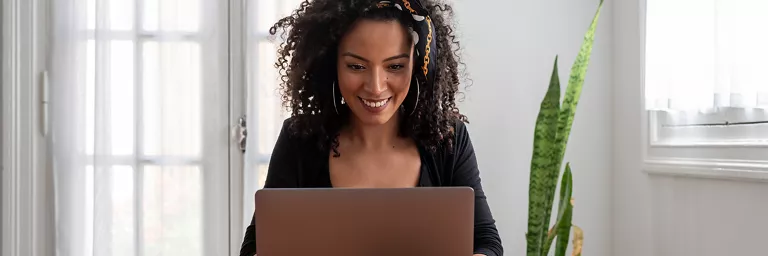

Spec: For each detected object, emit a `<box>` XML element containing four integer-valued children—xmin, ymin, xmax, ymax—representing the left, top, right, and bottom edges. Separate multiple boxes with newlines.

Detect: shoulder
<box><xmin>429</xmin><ymin>118</ymin><xmax>481</xmax><ymax>186</ymax></box>
<box><xmin>432</xmin><ymin>118</ymin><xmax>475</xmax><ymax>167</ymax></box>
<box><xmin>278</xmin><ymin>115</ymin><xmax>320</xmax><ymax>140</ymax></box>
<box><xmin>274</xmin><ymin>117</ymin><xmax>298</xmax><ymax>144</ymax></box>
<box><xmin>273</xmin><ymin>116</ymin><xmax>320</xmax><ymax>151</ymax></box>
<box><xmin>421</xmin><ymin>117</ymin><xmax>473</xmax><ymax>159</ymax></box>
<box><xmin>451</xmin><ymin>118</ymin><xmax>471</xmax><ymax>141</ymax></box>
<box><xmin>264</xmin><ymin>116</ymin><xmax>324</xmax><ymax>188</ymax></box>
<box><xmin>444</xmin><ymin>118</ymin><xmax>473</xmax><ymax>155</ymax></box>
<box><xmin>279</xmin><ymin>115</ymin><xmax>302</xmax><ymax>136</ymax></box>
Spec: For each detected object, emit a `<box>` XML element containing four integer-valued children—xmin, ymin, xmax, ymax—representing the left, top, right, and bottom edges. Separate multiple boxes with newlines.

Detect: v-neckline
<box><xmin>319</xmin><ymin>143</ymin><xmax>432</xmax><ymax>188</ymax></box>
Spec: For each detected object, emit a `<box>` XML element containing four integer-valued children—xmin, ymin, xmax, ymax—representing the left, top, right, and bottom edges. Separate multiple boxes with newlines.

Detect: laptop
<box><xmin>254</xmin><ymin>187</ymin><xmax>475</xmax><ymax>256</ymax></box>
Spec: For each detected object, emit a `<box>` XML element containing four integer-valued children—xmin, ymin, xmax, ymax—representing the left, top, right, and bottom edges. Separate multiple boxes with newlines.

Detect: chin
<box><xmin>358</xmin><ymin>115</ymin><xmax>394</xmax><ymax>126</ymax></box>
<box><xmin>353</xmin><ymin>110</ymin><xmax>397</xmax><ymax>126</ymax></box>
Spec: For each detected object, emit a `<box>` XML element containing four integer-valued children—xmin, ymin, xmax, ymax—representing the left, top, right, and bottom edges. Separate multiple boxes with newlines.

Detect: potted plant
<box><xmin>525</xmin><ymin>1</ymin><xmax>604</xmax><ymax>255</ymax></box>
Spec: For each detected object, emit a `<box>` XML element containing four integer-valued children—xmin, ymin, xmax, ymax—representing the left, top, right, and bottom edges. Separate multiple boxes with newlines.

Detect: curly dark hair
<box><xmin>269</xmin><ymin>0</ymin><xmax>468</xmax><ymax>155</ymax></box>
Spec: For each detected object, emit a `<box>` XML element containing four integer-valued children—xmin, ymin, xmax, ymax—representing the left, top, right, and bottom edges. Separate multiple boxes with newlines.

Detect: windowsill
<box><xmin>649</xmin><ymin>141</ymin><xmax>768</xmax><ymax>148</ymax></box>
<box><xmin>643</xmin><ymin>158</ymin><xmax>768</xmax><ymax>182</ymax></box>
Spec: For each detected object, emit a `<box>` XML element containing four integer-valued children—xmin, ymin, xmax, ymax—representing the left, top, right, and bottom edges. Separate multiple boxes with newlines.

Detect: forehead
<box><xmin>338</xmin><ymin>20</ymin><xmax>412</xmax><ymax>58</ymax></box>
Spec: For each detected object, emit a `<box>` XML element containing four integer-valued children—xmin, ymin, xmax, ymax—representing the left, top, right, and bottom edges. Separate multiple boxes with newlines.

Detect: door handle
<box><xmin>237</xmin><ymin>115</ymin><xmax>247</xmax><ymax>153</ymax></box>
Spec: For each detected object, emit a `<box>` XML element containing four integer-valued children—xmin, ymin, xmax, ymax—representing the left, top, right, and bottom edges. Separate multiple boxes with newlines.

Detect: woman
<box><xmin>240</xmin><ymin>0</ymin><xmax>503</xmax><ymax>255</ymax></box>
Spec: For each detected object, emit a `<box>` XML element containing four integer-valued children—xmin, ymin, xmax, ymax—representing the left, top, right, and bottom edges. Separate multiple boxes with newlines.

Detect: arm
<box><xmin>451</xmin><ymin>121</ymin><xmax>504</xmax><ymax>256</ymax></box>
<box><xmin>239</xmin><ymin>119</ymin><xmax>300</xmax><ymax>256</ymax></box>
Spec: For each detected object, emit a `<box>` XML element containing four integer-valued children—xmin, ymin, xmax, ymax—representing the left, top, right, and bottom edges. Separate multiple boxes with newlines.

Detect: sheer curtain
<box><xmin>240</xmin><ymin>0</ymin><xmax>302</xmax><ymax>229</ymax></box>
<box><xmin>645</xmin><ymin>0</ymin><xmax>768</xmax><ymax>111</ymax></box>
<box><xmin>49</xmin><ymin>0</ymin><xmax>230</xmax><ymax>255</ymax></box>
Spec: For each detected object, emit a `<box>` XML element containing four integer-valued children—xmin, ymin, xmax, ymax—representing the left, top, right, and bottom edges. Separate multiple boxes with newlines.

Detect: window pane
<box><xmin>279</xmin><ymin>0</ymin><xmax>305</xmax><ymax>20</ymax></box>
<box><xmin>143</xmin><ymin>41</ymin><xmax>202</xmax><ymax>157</ymax></box>
<box><xmin>87</xmin><ymin>0</ymin><xmax>95</xmax><ymax>30</ymax></box>
<box><xmin>646</xmin><ymin>0</ymin><xmax>716</xmax><ymax>110</ymax></box>
<box><xmin>250</xmin><ymin>41</ymin><xmax>288</xmax><ymax>155</ymax></box>
<box><xmin>143</xmin><ymin>165</ymin><xmax>202</xmax><ymax>256</ymax></box>
<box><xmin>251</xmin><ymin>0</ymin><xmax>304</xmax><ymax>34</ymax></box>
<box><xmin>242</xmin><ymin>164</ymin><xmax>268</xmax><ymax>229</ymax></box>
<box><xmin>143</xmin><ymin>0</ymin><xmax>200</xmax><ymax>32</ymax></box>
<box><xmin>111</xmin><ymin>165</ymin><xmax>136</xmax><ymax>256</ymax></box>
<box><xmin>252</xmin><ymin>0</ymin><xmax>277</xmax><ymax>34</ymax></box>
<box><xmin>111</xmin><ymin>40</ymin><xmax>135</xmax><ymax>155</ymax></box>
<box><xmin>258</xmin><ymin>164</ymin><xmax>268</xmax><ymax>189</ymax></box>
<box><xmin>86</xmin><ymin>40</ymin><xmax>96</xmax><ymax>155</ymax></box>
<box><xmin>109</xmin><ymin>0</ymin><xmax>134</xmax><ymax>30</ymax></box>
<box><xmin>715</xmin><ymin>0</ymin><xmax>768</xmax><ymax>108</ymax></box>
<box><xmin>85</xmin><ymin>166</ymin><xmax>95</xmax><ymax>254</ymax></box>
<box><xmin>83</xmin><ymin>165</ymin><xmax>137</xmax><ymax>256</ymax></box>
<box><xmin>143</xmin><ymin>0</ymin><xmax>159</xmax><ymax>31</ymax></box>
<box><xmin>645</xmin><ymin>0</ymin><xmax>768</xmax><ymax>110</ymax></box>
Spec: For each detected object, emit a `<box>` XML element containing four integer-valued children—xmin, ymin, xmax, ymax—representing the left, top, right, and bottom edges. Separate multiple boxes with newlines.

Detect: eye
<box><xmin>388</xmin><ymin>64</ymin><xmax>405</xmax><ymax>71</ymax></box>
<box><xmin>347</xmin><ymin>64</ymin><xmax>366</xmax><ymax>71</ymax></box>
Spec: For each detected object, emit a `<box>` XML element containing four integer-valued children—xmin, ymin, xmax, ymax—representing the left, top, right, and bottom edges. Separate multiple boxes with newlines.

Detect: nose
<box><xmin>364</xmin><ymin>67</ymin><xmax>387</xmax><ymax>95</ymax></box>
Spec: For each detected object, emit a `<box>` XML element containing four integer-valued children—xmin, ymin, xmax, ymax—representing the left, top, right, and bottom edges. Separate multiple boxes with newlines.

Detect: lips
<box><xmin>358</xmin><ymin>96</ymin><xmax>392</xmax><ymax>114</ymax></box>
<box><xmin>360</xmin><ymin>97</ymin><xmax>391</xmax><ymax>108</ymax></box>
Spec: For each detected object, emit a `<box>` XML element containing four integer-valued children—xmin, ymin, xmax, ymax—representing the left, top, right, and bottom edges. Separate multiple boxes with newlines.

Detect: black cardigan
<box><xmin>240</xmin><ymin>118</ymin><xmax>503</xmax><ymax>256</ymax></box>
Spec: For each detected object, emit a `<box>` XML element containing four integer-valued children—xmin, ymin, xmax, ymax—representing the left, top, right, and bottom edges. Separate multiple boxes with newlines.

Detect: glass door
<box><xmin>49</xmin><ymin>0</ymin><xmax>311</xmax><ymax>254</ymax></box>
<box><xmin>49</xmin><ymin>0</ymin><xmax>230</xmax><ymax>255</ymax></box>
<box><xmin>239</xmin><ymin>0</ymin><xmax>305</xmax><ymax>232</ymax></box>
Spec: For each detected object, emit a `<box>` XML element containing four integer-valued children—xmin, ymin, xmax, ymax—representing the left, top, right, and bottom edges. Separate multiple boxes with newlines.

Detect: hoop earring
<box><xmin>332</xmin><ymin>82</ymin><xmax>339</xmax><ymax>115</ymax></box>
<box><xmin>409</xmin><ymin>79</ymin><xmax>420</xmax><ymax>116</ymax></box>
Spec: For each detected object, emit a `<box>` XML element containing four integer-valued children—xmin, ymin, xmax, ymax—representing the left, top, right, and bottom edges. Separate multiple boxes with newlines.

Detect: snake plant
<box><xmin>525</xmin><ymin>1</ymin><xmax>603</xmax><ymax>256</ymax></box>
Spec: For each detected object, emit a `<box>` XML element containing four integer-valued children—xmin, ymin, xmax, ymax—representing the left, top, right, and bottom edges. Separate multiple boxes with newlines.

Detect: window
<box><xmin>240</xmin><ymin>0</ymin><xmax>302</xmax><ymax>230</ymax></box>
<box><xmin>644</xmin><ymin>0</ymin><xmax>768</xmax><ymax>146</ymax></box>
<box><xmin>643</xmin><ymin>0</ymin><xmax>768</xmax><ymax>173</ymax></box>
<box><xmin>46</xmin><ymin>0</ymin><xmax>311</xmax><ymax>253</ymax></box>
<box><xmin>50</xmin><ymin>0</ymin><xmax>230</xmax><ymax>255</ymax></box>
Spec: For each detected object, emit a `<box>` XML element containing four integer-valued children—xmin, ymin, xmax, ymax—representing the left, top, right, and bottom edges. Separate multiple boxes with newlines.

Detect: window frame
<box><xmin>2</xmin><ymin>0</ymin><xmax>52</xmax><ymax>254</ymax></box>
<box><xmin>237</xmin><ymin>0</ymin><xmax>303</xmax><ymax>239</ymax></box>
<box><xmin>80</xmin><ymin>1</ymin><xmax>235</xmax><ymax>254</ymax></box>
<box><xmin>227</xmin><ymin>0</ymin><xmax>248</xmax><ymax>253</ymax></box>
<box><xmin>2</xmin><ymin>0</ymin><xmax>252</xmax><ymax>254</ymax></box>
<box><xmin>649</xmin><ymin>108</ymin><xmax>768</xmax><ymax>148</ymax></box>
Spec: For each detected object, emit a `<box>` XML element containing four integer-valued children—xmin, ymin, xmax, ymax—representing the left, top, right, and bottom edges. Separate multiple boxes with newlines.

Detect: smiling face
<box><xmin>337</xmin><ymin>19</ymin><xmax>414</xmax><ymax>126</ymax></box>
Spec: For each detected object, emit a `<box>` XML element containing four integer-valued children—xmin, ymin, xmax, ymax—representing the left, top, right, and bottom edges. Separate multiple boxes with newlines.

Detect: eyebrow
<box><xmin>341</xmin><ymin>52</ymin><xmax>410</xmax><ymax>62</ymax></box>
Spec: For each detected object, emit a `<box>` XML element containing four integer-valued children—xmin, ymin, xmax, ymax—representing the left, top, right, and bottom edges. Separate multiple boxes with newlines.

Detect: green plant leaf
<box><xmin>527</xmin><ymin>0</ymin><xmax>603</xmax><ymax>255</ymax></box>
<box><xmin>554</xmin><ymin>164</ymin><xmax>574</xmax><ymax>256</ymax></box>
<box><xmin>543</xmin><ymin>163</ymin><xmax>573</xmax><ymax>255</ymax></box>
<box><xmin>554</xmin><ymin>0</ymin><xmax>604</xmax><ymax>166</ymax></box>
<box><xmin>526</xmin><ymin>56</ymin><xmax>561</xmax><ymax>256</ymax></box>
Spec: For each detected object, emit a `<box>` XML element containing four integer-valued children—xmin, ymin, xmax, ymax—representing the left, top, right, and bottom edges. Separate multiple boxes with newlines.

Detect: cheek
<box><xmin>336</xmin><ymin>72</ymin><xmax>363</xmax><ymax>95</ymax></box>
<box><xmin>392</xmin><ymin>77</ymin><xmax>411</xmax><ymax>96</ymax></box>
<box><xmin>392</xmin><ymin>71</ymin><xmax>414</xmax><ymax>96</ymax></box>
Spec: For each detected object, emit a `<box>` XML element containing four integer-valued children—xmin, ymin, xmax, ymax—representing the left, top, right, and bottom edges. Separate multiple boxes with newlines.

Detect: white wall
<box><xmin>612</xmin><ymin>0</ymin><xmax>768</xmax><ymax>255</ymax></box>
<box><xmin>453</xmin><ymin>0</ymin><xmax>613</xmax><ymax>255</ymax></box>
<box><xmin>611</xmin><ymin>0</ymin><xmax>654</xmax><ymax>254</ymax></box>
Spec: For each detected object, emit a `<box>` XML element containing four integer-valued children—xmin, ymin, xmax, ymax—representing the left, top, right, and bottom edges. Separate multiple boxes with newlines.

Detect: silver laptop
<box><xmin>254</xmin><ymin>187</ymin><xmax>475</xmax><ymax>256</ymax></box>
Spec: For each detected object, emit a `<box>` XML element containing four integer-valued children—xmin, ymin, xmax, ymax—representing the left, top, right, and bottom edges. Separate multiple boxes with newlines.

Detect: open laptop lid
<box><xmin>254</xmin><ymin>187</ymin><xmax>474</xmax><ymax>256</ymax></box>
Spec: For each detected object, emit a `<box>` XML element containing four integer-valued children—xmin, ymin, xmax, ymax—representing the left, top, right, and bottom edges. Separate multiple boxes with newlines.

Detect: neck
<box><xmin>346</xmin><ymin>112</ymin><xmax>401</xmax><ymax>149</ymax></box>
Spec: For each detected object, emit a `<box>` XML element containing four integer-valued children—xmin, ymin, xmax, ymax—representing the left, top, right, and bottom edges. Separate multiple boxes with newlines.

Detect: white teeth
<box><xmin>362</xmin><ymin>98</ymin><xmax>389</xmax><ymax>108</ymax></box>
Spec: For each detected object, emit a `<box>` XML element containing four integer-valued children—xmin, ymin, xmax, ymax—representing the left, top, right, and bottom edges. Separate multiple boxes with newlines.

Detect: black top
<box><xmin>239</xmin><ymin>118</ymin><xmax>503</xmax><ymax>256</ymax></box>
